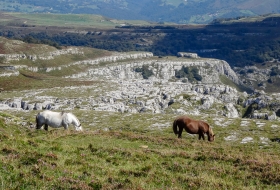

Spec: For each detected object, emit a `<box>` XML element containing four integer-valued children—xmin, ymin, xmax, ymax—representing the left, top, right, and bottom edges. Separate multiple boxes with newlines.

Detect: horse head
<box><xmin>208</xmin><ymin>127</ymin><xmax>215</xmax><ymax>142</ymax></box>
<box><xmin>208</xmin><ymin>134</ymin><xmax>215</xmax><ymax>142</ymax></box>
<box><xmin>68</xmin><ymin>113</ymin><xmax>83</xmax><ymax>131</ymax></box>
<box><xmin>35</xmin><ymin>124</ymin><xmax>41</xmax><ymax>129</ymax></box>
<box><xmin>35</xmin><ymin>113</ymin><xmax>42</xmax><ymax>129</ymax></box>
<box><xmin>76</xmin><ymin>123</ymin><xmax>83</xmax><ymax>131</ymax></box>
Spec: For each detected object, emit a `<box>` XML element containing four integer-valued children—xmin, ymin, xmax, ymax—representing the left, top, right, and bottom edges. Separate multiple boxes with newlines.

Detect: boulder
<box><xmin>224</xmin><ymin>103</ymin><xmax>239</xmax><ymax>118</ymax></box>
<box><xmin>26</xmin><ymin>104</ymin><xmax>34</xmax><ymax>110</ymax></box>
<box><xmin>21</xmin><ymin>101</ymin><xmax>28</xmax><ymax>110</ymax></box>
<box><xmin>33</xmin><ymin>103</ymin><xmax>42</xmax><ymax>110</ymax></box>
<box><xmin>200</xmin><ymin>96</ymin><xmax>214</xmax><ymax>110</ymax></box>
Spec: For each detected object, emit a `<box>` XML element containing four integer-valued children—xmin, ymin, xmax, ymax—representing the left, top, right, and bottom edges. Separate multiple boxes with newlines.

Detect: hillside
<box><xmin>1</xmin><ymin>12</ymin><xmax>280</xmax><ymax>93</ymax></box>
<box><xmin>0</xmin><ymin>36</ymin><xmax>279</xmax><ymax>118</ymax></box>
<box><xmin>1</xmin><ymin>0</ymin><xmax>280</xmax><ymax>24</ymax></box>
<box><xmin>0</xmin><ymin>37</ymin><xmax>280</xmax><ymax>189</ymax></box>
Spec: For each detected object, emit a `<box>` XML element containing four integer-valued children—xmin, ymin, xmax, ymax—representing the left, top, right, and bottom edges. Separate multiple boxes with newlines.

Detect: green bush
<box><xmin>175</xmin><ymin>66</ymin><xmax>202</xmax><ymax>82</ymax></box>
<box><xmin>247</xmin><ymin>69</ymin><xmax>254</xmax><ymax>73</ymax></box>
<box><xmin>270</xmin><ymin>67</ymin><xmax>280</xmax><ymax>76</ymax></box>
<box><xmin>134</xmin><ymin>65</ymin><xmax>154</xmax><ymax>79</ymax></box>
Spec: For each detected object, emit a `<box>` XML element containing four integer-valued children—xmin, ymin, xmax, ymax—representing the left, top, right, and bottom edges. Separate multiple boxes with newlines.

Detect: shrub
<box><xmin>270</xmin><ymin>67</ymin><xmax>280</xmax><ymax>76</ymax></box>
<box><xmin>239</xmin><ymin>70</ymin><xmax>246</xmax><ymax>75</ymax></box>
<box><xmin>242</xmin><ymin>103</ymin><xmax>258</xmax><ymax>118</ymax></box>
<box><xmin>134</xmin><ymin>65</ymin><xmax>154</xmax><ymax>79</ymax></box>
<box><xmin>276</xmin><ymin>109</ymin><xmax>280</xmax><ymax>117</ymax></box>
<box><xmin>175</xmin><ymin>66</ymin><xmax>202</xmax><ymax>82</ymax></box>
<box><xmin>193</xmin><ymin>73</ymin><xmax>202</xmax><ymax>81</ymax></box>
<box><xmin>247</xmin><ymin>69</ymin><xmax>254</xmax><ymax>73</ymax></box>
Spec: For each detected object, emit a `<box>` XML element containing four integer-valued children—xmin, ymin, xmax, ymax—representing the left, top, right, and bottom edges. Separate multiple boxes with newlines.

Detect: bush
<box><xmin>276</xmin><ymin>109</ymin><xmax>280</xmax><ymax>117</ymax></box>
<box><xmin>193</xmin><ymin>73</ymin><xmax>202</xmax><ymax>81</ymax></box>
<box><xmin>270</xmin><ymin>67</ymin><xmax>280</xmax><ymax>76</ymax></box>
<box><xmin>134</xmin><ymin>65</ymin><xmax>154</xmax><ymax>79</ymax></box>
<box><xmin>175</xmin><ymin>66</ymin><xmax>202</xmax><ymax>82</ymax></box>
<box><xmin>247</xmin><ymin>69</ymin><xmax>254</xmax><ymax>73</ymax></box>
<box><xmin>239</xmin><ymin>70</ymin><xmax>246</xmax><ymax>75</ymax></box>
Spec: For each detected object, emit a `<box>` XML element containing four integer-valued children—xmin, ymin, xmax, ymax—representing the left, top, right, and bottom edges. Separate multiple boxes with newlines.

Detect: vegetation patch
<box><xmin>175</xmin><ymin>66</ymin><xmax>202</xmax><ymax>82</ymax></box>
<box><xmin>0</xmin><ymin>70</ymin><xmax>98</xmax><ymax>91</ymax></box>
<box><xmin>135</xmin><ymin>65</ymin><xmax>154</xmax><ymax>79</ymax></box>
<box><xmin>1</xmin><ymin>110</ymin><xmax>280</xmax><ymax>189</ymax></box>
<box><xmin>219</xmin><ymin>75</ymin><xmax>253</xmax><ymax>93</ymax></box>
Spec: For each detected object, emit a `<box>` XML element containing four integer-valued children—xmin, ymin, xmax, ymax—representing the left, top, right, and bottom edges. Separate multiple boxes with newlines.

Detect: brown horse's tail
<box><xmin>173</xmin><ymin>119</ymin><xmax>178</xmax><ymax>135</ymax></box>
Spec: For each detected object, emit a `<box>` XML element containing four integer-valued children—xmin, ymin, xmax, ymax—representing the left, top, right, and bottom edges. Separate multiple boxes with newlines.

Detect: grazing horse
<box><xmin>36</xmin><ymin>110</ymin><xmax>83</xmax><ymax>131</ymax></box>
<box><xmin>173</xmin><ymin>116</ymin><xmax>215</xmax><ymax>141</ymax></box>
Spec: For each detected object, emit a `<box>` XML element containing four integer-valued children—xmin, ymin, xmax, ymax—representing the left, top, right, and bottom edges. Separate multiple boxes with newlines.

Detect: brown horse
<box><xmin>173</xmin><ymin>116</ymin><xmax>215</xmax><ymax>141</ymax></box>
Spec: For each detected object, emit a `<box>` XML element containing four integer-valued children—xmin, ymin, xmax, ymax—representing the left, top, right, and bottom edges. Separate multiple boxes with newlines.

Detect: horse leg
<box><xmin>44</xmin><ymin>124</ymin><xmax>48</xmax><ymax>131</ymax></box>
<box><xmin>63</xmin><ymin>124</ymin><xmax>68</xmax><ymax>130</ymax></box>
<box><xmin>199</xmin><ymin>132</ymin><xmax>205</xmax><ymax>140</ymax></box>
<box><xmin>36</xmin><ymin>122</ymin><xmax>42</xmax><ymax>129</ymax></box>
<box><xmin>178</xmin><ymin>126</ymin><xmax>183</xmax><ymax>138</ymax></box>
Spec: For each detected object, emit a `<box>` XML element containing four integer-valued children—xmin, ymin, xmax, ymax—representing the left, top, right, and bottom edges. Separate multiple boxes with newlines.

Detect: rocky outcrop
<box><xmin>224</xmin><ymin>103</ymin><xmax>239</xmax><ymax>118</ymax></box>
<box><xmin>234</xmin><ymin>65</ymin><xmax>280</xmax><ymax>90</ymax></box>
<box><xmin>0</xmin><ymin>52</ymin><xmax>153</xmax><ymax>74</ymax></box>
<box><xmin>67</xmin><ymin>58</ymin><xmax>241</xmax><ymax>85</ymax></box>
<box><xmin>1</xmin><ymin>50</ymin><xmax>279</xmax><ymax>120</ymax></box>
<box><xmin>0</xmin><ymin>80</ymin><xmax>241</xmax><ymax>117</ymax></box>
<box><xmin>251</xmin><ymin>111</ymin><xmax>277</xmax><ymax>120</ymax></box>
<box><xmin>0</xmin><ymin>48</ymin><xmax>83</xmax><ymax>62</ymax></box>
<box><xmin>177</xmin><ymin>52</ymin><xmax>199</xmax><ymax>58</ymax></box>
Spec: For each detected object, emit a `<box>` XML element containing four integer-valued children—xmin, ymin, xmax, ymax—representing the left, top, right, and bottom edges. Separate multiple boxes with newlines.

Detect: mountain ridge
<box><xmin>1</xmin><ymin>0</ymin><xmax>280</xmax><ymax>24</ymax></box>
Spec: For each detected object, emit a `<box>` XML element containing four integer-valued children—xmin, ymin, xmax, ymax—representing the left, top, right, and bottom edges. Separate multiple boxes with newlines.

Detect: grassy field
<box><xmin>0</xmin><ymin>69</ymin><xmax>101</xmax><ymax>92</ymax></box>
<box><xmin>215</xmin><ymin>13</ymin><xmax>280</xmax><ymax>24</ymax></box>
<box><xmin>1</xmin><ymin>12</ymin><xmax>154</xmax><ymax>29</ymax></box>
<box><xmin>1</xmin><ymin>35</ymin><xmax>280</xmax><ymax>189</ymax></box>
<box><xmin>0</xmin><ymin>36</ymin><xmax>56</xmax><ymax>54</ymax></box>
<box><xmin>219</xmin><ymin>75</ymin><xmax>254</xmax><ymax>93</ymax></box>
<box><xmin>0</xmin><ymin>110</ymin><xmax>280</xmax><ymax>189</ymax></box>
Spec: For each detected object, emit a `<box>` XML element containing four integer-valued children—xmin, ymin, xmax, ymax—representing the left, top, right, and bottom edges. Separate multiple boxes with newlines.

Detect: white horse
<box><xmin>36</xmin><ymin>110</ymin><xmax>83</xmax><ymax>131</ymax></box>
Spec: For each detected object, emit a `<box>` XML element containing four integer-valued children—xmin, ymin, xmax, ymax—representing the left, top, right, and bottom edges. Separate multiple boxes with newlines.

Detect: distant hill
<box><xmin>1</xmin><ymin>0</ymin><xmax>280</xmax><ymax>24</ymax></box>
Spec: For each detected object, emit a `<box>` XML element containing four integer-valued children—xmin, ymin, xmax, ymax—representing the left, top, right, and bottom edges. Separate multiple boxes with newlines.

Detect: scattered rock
<box><xmin>241</xmin><ymin>137</ymin><xmax>254</xmax><ymax>144</ymax></box>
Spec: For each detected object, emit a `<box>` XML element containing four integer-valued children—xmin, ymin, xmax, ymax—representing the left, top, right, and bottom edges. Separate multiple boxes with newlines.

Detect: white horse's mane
<box><xmin>67</xmin><ymin>112</ymin><xmax>81</xmax><ymax>126</ymax></box>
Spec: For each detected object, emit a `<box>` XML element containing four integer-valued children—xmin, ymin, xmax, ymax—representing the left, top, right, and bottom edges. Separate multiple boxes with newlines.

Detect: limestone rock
<box><xmin>224</xmin><ymin>103</ymin><xmax>239</xmax><ymax>118</ymax></box>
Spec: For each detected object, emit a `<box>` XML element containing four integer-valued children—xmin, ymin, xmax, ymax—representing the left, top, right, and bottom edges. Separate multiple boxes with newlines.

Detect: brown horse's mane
<box><xmin>208</xmin><ymin>126</ymin><xmax>214</xmax><ymax>135</ymax></box>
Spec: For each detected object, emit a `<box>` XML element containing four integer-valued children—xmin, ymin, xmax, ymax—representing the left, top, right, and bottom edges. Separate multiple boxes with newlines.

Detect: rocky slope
<box><xmin>1</xmin><ymin>47</ymin><xmax>279</xmax><ymax>120</ymax></box>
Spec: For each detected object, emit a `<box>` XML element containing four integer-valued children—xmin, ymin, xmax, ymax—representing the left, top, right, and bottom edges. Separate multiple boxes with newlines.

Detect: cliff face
<box><xmin>0</xmin><ymin>48</ymin><xmax>83</xmax><ymax>62</ymax></box>
<box><xmin>1</xmin><ymin>48</ymin><xmax>239</xmax><ymax>85</ymax></box>
<box><xmin>67</xmin><ymin>57</ymin><xmax>241</xmax><ymax>85</ymax></box>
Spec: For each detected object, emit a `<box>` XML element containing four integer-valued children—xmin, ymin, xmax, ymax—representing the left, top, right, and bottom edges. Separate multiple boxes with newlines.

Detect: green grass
<box><xmin>219</xmin><ymin>75</ymin><xmax>253</xmax><ymax>93</ymax></box>
<box><xmin>0</xmin><ymin>28</ymin><xmax>280</xmax><ymax>189</ymax></box>
<box><xmin>216</xmin><ymin>13</ymin><xmax>280</xmax><ymax>24</ymax></box>
<box><xmin>0</xmin><ymin>36</ymin><xmax>56</xmax><ymax>54</ymax></box>
<box><xmin>1</xmin><ymin>110</ymin><xmax>280</xmax><ymax>189</ymax></box>
<box><xmin>3</xmin><ymin>12</ymin><xmax>154</xmax><ymax>29</ymax></box>
<box><xmin>0</xmin><ymin>70</ymin><xmax>98</xmax><ymax>91</ymax></box>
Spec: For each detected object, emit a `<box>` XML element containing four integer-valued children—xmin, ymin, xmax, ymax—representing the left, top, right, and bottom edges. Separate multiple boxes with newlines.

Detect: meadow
<box><xmin>0</xmin><ymin>34</ymin><xmax>280</xmax><ymax>189</ymax></box>
<box><xmin>0</xmin><ymin>109</ymin><xmax>280</xmax><ymax>189</ymax></box>
<box><xmin>1</xmin><ymin>12</ymin><xmax>154</xmax><ymax>29</ymax></box>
